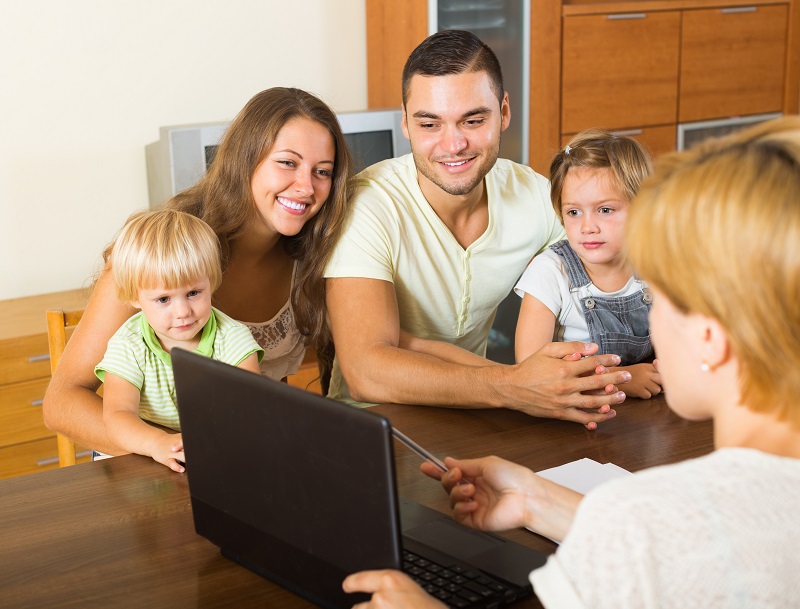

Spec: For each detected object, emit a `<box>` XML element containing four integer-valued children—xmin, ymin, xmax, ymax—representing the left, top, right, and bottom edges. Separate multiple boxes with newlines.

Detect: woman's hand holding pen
<box><xmin>421</xmin><ymin>456</ymin><xmax>584</xmax><ymax>543</ymax></box>
<box><xmin>423</xmin><ymin>456</ymin><xmax>534</xmax><ymax>531</ymax></box>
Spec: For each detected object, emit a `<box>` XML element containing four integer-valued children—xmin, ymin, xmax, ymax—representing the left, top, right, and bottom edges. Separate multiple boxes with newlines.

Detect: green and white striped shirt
<box><xmin>95</xmin><ymin>307</ymin><xmax>263</xmax><ymax>430</ymax></box>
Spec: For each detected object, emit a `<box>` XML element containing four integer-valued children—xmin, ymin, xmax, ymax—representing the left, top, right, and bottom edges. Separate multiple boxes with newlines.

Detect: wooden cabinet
<box><xmin>557</xmin><ymin>0</ymin><xmax>797</xmax><ymax>166</ymax></box>
<box><xmin>366</xmin><ymin>0</ymin><xmax>427</xmax><ymax>109</ymax></box>
<box><xmin>679</xmin><ymin>4</ymin><xmax>788</xmax><ymax>122</ymax></box>
<box><xmin>366</xmin><ymin>1</ymin><xmax>800</xmax><ymax>174</ymax></box>
<box><xmin>561</xmin><ymin>124</ymin><xmax>678</xmax><ymax>158</ymax></box>
<box><xmin>560</xmin><ymin>1</ymin><xmax>792</xmax><ymax>159</ymax></box>
<box><xmin>561</xmin><ymin>11</ymin><xmax>681</xmax><ymax>134</ymax></box>
<box><xmin>0</xmin><ymin>289</ymin><xmax>91</xmax><ymax>479</ymax></box>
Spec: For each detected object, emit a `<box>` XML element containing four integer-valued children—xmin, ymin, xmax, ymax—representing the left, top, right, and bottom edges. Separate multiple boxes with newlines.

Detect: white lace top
<box><xmin>531</xmin><ymin>448</ymin><xmax>800</xmax><ymax>609</ymax></box>
<box><xmin>242</xmin><ymin>302</ymin><xmax>306</xmax><ymax>381</ymax></box>
<box><xmin>240</xmin><ymin>297</ymin><xmax>306</xmax><ymax>382</ymax></box>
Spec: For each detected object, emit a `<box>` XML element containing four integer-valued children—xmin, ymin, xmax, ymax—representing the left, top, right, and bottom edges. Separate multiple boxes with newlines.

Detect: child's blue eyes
<box><xmin>564</xmin><ymin>207</ymin><xmax>615</xmax><ymax>217</ymax></box>
<box><xmin>154</xmin><ymin>290</ymin><xmax>201</xmax><ymax>304</ymax></box>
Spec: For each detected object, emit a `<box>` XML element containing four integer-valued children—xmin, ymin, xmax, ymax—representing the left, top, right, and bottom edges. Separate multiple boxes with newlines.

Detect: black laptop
<box><xmin>172</xmin><ymin>349</ymin><xmax>547</xmax><ymax>609</ymax></box>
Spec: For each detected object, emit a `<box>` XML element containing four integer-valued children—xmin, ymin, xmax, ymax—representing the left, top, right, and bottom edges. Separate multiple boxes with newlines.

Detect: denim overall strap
<box><xmin>551</xmin><ymin>240</ymin><xmax>654</xmax><ymax>365</ymax></box>
<box><xmin>550</xmin><ymin>240</ymin><xmax>592</xmax><ymax>290</ymax></box>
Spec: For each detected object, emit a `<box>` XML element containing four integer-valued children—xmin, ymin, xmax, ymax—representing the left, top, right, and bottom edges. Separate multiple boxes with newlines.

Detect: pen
<box><xmin>391</xmin><ymin>427</ymin><xmax>448</xmax><ymax>472</ymax></box>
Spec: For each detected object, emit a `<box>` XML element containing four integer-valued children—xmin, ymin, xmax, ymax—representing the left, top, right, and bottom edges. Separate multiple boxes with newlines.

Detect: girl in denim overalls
<box><xmin>514</xmin><ymin>129</ymin><xmax>662</xmax><ymax>399</ymax></box>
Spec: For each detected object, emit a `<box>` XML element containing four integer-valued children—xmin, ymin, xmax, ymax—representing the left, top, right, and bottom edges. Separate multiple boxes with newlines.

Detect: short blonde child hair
<box><xmin>550</xmin><ymin>129</ymin><xmax>654</xmax><ymax>220</ymax></box>
<box><xmin>110</xmin><ymin>210</ymin><xmax>222</xmax><ymax>303</ymax></box>
<box><xmin>627</xmin><ymin>116</ymin><xmax>800</xmax><ymax>427</ymax></box>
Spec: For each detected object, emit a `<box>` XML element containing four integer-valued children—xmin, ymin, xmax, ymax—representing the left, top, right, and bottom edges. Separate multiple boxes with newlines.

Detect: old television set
<box><xmin>145</xmin><ymin>108</ymin><xmax>410</xmax><ymax>207</ymax></box>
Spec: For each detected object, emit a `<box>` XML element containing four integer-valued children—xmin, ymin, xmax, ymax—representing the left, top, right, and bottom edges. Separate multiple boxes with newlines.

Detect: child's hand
<box><xmin>618</xmin><ymin>363</ymin><xmax>662</xmax><ymax>399</ymax></box>
<box><xmin>151</xmin><ymin>433</ymin><xmax>185</xmax><ymax>473</ymax></box>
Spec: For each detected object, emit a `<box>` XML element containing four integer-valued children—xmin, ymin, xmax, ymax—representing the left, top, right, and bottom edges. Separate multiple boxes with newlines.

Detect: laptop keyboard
<box><xmin>403</xmin><ymin>549</ymin><xmax>520</xmax><ymax>609</ymax></box>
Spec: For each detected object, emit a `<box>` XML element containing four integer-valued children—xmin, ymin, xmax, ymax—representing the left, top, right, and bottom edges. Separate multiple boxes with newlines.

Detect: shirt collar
<box><xmin>139</xmin><ymin>310</ymin><xmax>217</xmax><ymax>365</ymax></box>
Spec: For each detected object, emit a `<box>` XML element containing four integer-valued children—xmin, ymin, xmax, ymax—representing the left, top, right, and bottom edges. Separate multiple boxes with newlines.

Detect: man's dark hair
<box><xmin>401</xmin><ymin>30</ymin><xmax>504</xmax><ymax>106</ymax></box>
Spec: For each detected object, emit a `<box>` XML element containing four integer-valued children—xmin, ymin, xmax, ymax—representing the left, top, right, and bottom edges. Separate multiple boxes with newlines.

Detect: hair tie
<box><xmin>565</xmin><ymin>145</ymin><xmax>571</xmax><ymax>155</ymax></box>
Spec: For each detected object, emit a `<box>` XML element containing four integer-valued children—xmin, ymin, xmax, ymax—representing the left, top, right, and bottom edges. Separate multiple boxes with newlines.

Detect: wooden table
<box><xmin>0</xmin><ymin>395</ymin><xmax>713</xmax><ymax>608</ymax></box>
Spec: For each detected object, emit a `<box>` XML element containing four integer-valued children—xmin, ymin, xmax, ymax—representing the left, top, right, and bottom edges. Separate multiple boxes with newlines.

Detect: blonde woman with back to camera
<box><xmin>343</xmin><ymin>118</ymin><xmax>800</xmax><ymax>608</ymax></box>
<box><xmin>43</xmin><ymin>87</ymin><xmax>352</xmax><ymax>456</ymax></box>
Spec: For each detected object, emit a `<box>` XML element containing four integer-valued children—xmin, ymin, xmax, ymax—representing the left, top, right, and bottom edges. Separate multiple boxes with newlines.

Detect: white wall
<box><xmin>0</xmin><ymin>0</ymin><xmax>367</xmax><ymax>300</ymax></box>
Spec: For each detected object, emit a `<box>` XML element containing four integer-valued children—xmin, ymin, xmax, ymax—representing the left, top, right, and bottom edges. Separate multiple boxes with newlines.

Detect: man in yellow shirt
<box><xmin>325</xmin><ymin>30</ymin><xmax>629</xmax><ymax>426</ymax></box>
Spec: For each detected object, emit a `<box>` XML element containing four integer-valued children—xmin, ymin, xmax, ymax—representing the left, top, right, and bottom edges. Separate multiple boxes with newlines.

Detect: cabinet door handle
<box><xmin>31</xmin><ymin>399</ymin><xmax>44</xmax><ymax>406</ymax></box>
<box><xmin>27</xmin><ymin>354</ymin><xmax>50</xmax><ymax>363</ymax></box>
<box><xmin>722</xmin><ymin>7</ymin><xmax>756</xmax><ymax>13</ymax></box>
<box><xmin>607</xmin><ymin>13</ymin><xmax>646</xmax><ymax>20</ymax></box>
<box><xmin>611</xmin><ymin>129</ymin><xmax>643</xmax><ymax>137</ymax></box>
<box><xmin>37</xmin><ymin>450</ymin><xmax>92</xmax><ymax>467</ymax></box>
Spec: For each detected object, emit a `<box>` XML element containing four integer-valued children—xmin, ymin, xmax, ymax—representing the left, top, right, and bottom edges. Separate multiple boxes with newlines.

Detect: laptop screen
<box><xmin>173</xmin><ymin>349</ymin><xmax>402</xmax><ymax>606</ymax></box>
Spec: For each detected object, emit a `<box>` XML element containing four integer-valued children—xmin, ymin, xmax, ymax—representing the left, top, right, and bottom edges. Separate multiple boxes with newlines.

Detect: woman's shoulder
<box><xmin>583</xmin><ymin>448</ymin><xmax>800</xmax><ymax>516</ymax></box>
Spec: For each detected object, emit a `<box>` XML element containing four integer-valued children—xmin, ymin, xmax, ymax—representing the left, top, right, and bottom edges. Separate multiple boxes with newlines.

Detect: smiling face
<box><xmin>250</xmin><ymin>116</ymin><xmax>335</xmax><ymax>238</ymax></box>
<box><xmin>402</xmin><ymin>71</ymin><xmax>509</xmax><ymax>204</ymax></box>
<box><xmin>133</xmin><ymin>278</ymin><xmax>213</xmax><ymax>352</ymax></box>
<box><xmin>561</xmin><ymin>166</ymin><xmax>629</xmax><ymax>271</ymax></box>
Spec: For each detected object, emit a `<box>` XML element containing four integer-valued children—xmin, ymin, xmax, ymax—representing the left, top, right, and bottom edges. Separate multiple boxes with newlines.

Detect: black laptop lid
<box><xmin>172</xmin><ymin>349</ymin><xmax>402</xmax><ymax>608</ymax></box>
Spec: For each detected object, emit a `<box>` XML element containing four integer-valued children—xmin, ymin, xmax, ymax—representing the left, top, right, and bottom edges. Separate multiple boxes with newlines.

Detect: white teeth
<box><xmin>443</xmin><ymin>160</ymin><xmax>468</xmax><ymax>167</ymax></box>
<box><xmin>277</xmin><ymin>197</ymin><xmax>308</xmax><ymax>211</ymax></box>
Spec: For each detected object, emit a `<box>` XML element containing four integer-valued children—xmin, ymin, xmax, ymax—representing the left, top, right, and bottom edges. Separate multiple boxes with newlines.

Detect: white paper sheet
<box><xmin>529</xmin><ymin>458</ymin><xmax>633</xmax><ymax>542</ymax></box>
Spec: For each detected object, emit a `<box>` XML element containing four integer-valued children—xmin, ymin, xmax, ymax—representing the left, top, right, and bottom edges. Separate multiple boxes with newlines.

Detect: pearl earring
<box><xmin>700</xmin><ymin>362</ymin><xmax>710</xmax><ymax>372</ymax></box>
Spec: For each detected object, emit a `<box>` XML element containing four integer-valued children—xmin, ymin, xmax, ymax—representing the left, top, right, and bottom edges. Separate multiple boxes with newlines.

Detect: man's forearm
<box><xmin>342</xmin><ymin>343</ymin><xmax>507</xmax><ymax>408</ymax></box>
<box><xmin>398</xmin><ymin>332</ymin><xmax>490</xmax><ymax>367</ymax></box>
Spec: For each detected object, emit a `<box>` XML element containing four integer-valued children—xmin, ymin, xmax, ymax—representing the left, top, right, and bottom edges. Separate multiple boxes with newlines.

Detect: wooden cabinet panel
<box><xmin>0</xmin><ymin>437</ymin><xmax>91</xmax><ymax>480</ymax></box>
<box><xmin>366</xmin><ymin>0</ymin><xmax>428</xmax><ymax>109</ymax></box>
<box><xmin>562</xmin><ymin>124</ymin><xmax>677</xmax><ymax>158</ymax></box>
<box><xmin>0</xmin><ymin>379</ymin><xmax>51</xmax><ymax>446</ymax></box>
<box><xmin>0</xmin><ymin>288</ymin><xmax>89</xmax><ymax>478</ymax></box>
<box><xmin>679</xmin><ymin>5</ymin><xmax>788</xmax><ymax>122</ymax></box>
<box><xmin>0</xmin><ymin>335</ymin><xmax>51</xmax><ymax>385</ymax></box>
<box><xmin>562</xmin><ymin>11</ymin><xmax>681</xmax><ymax>134</ymax></box>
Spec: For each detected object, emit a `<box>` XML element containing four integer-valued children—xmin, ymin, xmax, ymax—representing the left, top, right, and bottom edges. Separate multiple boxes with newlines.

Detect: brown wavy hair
<box><xmin>165</xmin><ymin>87</ymin><xmax>353</xmax><ymax>368</ymax></box>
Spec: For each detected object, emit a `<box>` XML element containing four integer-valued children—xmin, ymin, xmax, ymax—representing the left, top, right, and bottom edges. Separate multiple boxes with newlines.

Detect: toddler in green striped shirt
<box><xmin>95</xmin><ymin>210</ymin><xmax>263</xmax><ymax>472</ymax></box>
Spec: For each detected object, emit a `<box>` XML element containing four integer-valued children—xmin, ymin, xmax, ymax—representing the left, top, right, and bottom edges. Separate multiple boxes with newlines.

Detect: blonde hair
<box><xmin>627</xmin><ymin>116</ymin><xmax>800</xmax><ymax>426</ymax></box>
<box><xmin>110</xmin><ymin>209</ymin><xmax>222</xmax><ymax>303</ymax></box>
<box><xmin>550</xmin><ymin>129</ymin><xmax>653</xmax><ymax>220</ymax></box>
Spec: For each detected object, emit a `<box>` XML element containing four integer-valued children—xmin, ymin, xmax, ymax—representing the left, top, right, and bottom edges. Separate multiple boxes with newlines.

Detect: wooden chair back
<box><xmin>46</xmin><ymin>309</ymin><xmax>84</xmax><ymax>467</ymax></box>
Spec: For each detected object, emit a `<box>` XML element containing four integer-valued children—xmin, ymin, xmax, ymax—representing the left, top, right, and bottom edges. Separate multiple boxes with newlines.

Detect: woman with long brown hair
<box><xmin>44</xmin><ymin>87</ymin><xmax>352</xmax><ymax>454</ymax></box>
